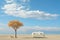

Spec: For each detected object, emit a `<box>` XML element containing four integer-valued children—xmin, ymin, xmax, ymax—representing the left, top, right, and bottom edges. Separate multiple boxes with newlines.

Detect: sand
<box><xmin>0</xmin><ymin>34</ymin><xmax>60</xmax><ymax>40</ymax></box>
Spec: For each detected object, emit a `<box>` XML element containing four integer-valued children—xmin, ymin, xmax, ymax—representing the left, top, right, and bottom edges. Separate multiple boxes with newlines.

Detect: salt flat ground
<box><xmin>0</xmin><ymin>34</ymin><xmax>60</xmax><ymax>40</ymax></box>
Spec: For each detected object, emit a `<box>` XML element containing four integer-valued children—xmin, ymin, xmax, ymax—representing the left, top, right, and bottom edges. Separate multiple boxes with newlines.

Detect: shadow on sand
<box><xmin>23</xmin><ymin>37</ymin><xmax>47</xmax><ymax>39</ymax></box>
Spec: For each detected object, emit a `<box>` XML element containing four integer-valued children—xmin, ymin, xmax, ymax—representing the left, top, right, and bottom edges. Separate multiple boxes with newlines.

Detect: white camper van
<box><xmin>32</xmin><ymin>32</ymin><xmax>45</xmax><ymax>38</ymax></box>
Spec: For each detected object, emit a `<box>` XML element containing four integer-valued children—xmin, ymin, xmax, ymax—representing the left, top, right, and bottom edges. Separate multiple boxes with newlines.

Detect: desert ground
<box><xmin>0</xmin><ymin>34</ymin><xmax>60</xmax><ymax>40</ymax></box>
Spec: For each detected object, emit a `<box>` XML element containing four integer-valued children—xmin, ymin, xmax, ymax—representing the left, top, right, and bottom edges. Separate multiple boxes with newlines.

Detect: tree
<box><xmin>8</xmin><ymin>20</ymin><xmax>23</xmax><ymax>38</ymax></box>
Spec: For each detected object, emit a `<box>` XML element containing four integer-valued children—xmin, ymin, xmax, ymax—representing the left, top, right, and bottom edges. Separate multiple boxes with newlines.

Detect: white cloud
<box><xmin>5</xmin><ymin>0</ymin><xmax>14</xmax><ymax>3</ymax></box>
<box><xmin>0</xmin><ymin>28</ymin><xmax>4</xmax><ymax>30</ymax></box>
<box><xmin>0</xmin><ymin>23</ymin><xmax>6</xmax><ymax>26</ymax></box>
<box><xmin>19</xmin><ymin>26</ymin><xmax>60</xmax><ymax>32</ymax></box>
<box><xmin>2</xmin><ymin>0</ymin><xmax>59</xmax><ymax>20</ymax></box>
<box><xmin>20</xmin><ymin>0</ymin><xmax>30</xmax><ymax>3</ymax></box>
<box><xmin>0</xmin><ymin>23</ymin><xmax>6</xmax><ymax>31</ymax></box>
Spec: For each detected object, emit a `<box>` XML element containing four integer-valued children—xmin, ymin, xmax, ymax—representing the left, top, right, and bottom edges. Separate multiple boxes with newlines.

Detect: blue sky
<box><xmin>0</xmin><ymin>0</ymin><xmax>60</xmax><ymax>34</ymax></box>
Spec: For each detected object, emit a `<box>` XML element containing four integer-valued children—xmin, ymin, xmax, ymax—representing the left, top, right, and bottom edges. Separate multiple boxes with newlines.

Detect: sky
<box><xmin>0</xmin><ymin>0</ymin><xmax>60</xmax><ymax>34</ymax></box>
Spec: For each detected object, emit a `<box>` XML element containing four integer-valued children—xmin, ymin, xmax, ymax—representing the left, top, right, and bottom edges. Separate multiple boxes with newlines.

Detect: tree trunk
<box><xmin>15</xmin><ymin>29</ymin><xmax>17</xmax><ymax>38</ymax></box>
